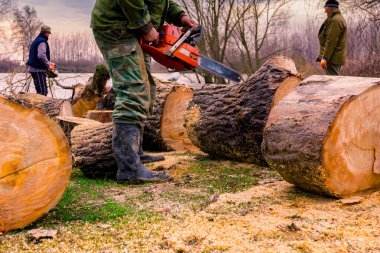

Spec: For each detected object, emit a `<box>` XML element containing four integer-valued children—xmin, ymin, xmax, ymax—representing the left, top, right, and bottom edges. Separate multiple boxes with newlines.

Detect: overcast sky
<box><xmin>13</xmin><ymin>0</ymin><xmax>324</xmax><ymax>34</ymax></box>
<box><xmin>18</xmin><ymin>0</ymin><xmax>96</xmax><ymax>33</ymax></box>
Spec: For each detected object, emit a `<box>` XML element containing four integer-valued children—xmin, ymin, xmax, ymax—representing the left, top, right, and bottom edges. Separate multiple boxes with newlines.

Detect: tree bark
<box><xmin>55</xmin><ymin>116</ymin><xmax>100</xmax><ymax>144</ymax></box>
<box><xmin>185</xmin><ymin>56</ymin><xmax>301</xmax><ymax>164</ymax></box>
<box><xmin>7</xmin><ymin>92</ymin><xmax>66</xmax><ymax>118</ymax></box>
<box><xmin>0</xmin><ymin>96</ymin><xmax>72</xmax><ymax>232</ymax></box>
<box><xmin>262</xmin><ymin>75</ymin><xmax>380</xmax><ymax>197</ymax></box>
<box><xmin>71</xmin><ymin>123</ymin><xmax>115</xmax><ymax>178</ymax></box>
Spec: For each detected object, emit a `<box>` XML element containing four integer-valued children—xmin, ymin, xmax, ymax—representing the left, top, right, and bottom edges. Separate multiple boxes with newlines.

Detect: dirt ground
<box><xmin>1</xmin><ymin>152</ymin><xmax>380</xmax><ymax>253</ymax></box>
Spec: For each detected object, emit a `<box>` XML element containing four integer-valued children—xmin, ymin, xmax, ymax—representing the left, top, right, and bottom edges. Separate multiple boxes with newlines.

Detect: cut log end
<box><xmin>0</xmin><ymin>97</ymin><xmax>72</xmax><ymax>232</ymax></box>
<box><xmin>161</xmin><ymin>86</ymin><xmax>199</xmax><ymax>152</ymax></box>
<box><xmin>86</xmin><ymin>110</ymin><xmax>113</xmax><ymax>123</ymax></box>
<box><xmin>323</xmin><ymin>84</ymin><xmax>380</xmax><ymax>195</ymax></box>
<box><xmin>263</xmin><ymin>76</ymin><xmax>380</xmax><ymax>196</ymax></box>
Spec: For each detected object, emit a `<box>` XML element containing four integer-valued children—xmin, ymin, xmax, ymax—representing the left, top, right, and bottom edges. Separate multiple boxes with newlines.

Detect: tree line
<box><xmin>0</xmin><ymin>0</ymin><xmax>379</xmax><ymax>79</ymax></box>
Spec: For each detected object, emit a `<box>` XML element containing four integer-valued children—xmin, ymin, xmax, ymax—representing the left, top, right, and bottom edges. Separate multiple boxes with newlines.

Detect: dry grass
<box><xmin>1</xmin><ymin>152</ymin><xmax>379</xmax><ymax>253</ymax></box>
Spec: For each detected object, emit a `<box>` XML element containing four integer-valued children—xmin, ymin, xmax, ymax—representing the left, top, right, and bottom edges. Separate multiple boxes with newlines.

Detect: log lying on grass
<box><xmin>71</xmin><ymin>81</ymin><xmax>198</xmax><ymax>178</ymax></box>
<box><xmin>0</xmin><ymin>97</ymin><xmax>72</xmax><ymax>232</ymax></box>
<box><xmin>262</xmin><ymin>75</ymin><xmax>380</xmax><ymax>197</ymax></box>
<box><xmin>185</xmin><ymin>56</ymin><xmax>302</xmax><ymax>164</ymax></box>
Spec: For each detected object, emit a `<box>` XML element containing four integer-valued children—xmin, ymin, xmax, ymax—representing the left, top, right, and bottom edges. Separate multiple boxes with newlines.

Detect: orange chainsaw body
<box><xmin>140</xmin><ymin>25</ymin><xmax>199</xmax><ymax>71</ymax></box>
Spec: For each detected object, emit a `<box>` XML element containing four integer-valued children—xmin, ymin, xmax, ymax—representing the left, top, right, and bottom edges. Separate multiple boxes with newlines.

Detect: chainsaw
<box><xmin>140</xmin><ymin>25</ymin><xmax>242</xmax><ymax>83</ymax></box>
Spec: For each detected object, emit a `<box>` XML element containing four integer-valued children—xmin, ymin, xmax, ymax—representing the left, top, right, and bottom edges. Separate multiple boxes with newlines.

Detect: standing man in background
<box><xmin>27</xmin><ymin>25</ymin><xmax>55</xmax><ymax>96</ymax></box>
<box><xmin>318</xmin><ymin>0</ymin><xmax>347</xmax><ymax>75</ymax></box>
<box><xmin>91</xmin><ymin>0</ymin><xmax>196</xmax><ymax>183</ymax></box>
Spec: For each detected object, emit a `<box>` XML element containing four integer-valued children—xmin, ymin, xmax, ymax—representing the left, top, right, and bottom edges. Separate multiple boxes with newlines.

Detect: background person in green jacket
<box><xmin>318</xmin><ymin>0</ymin><xmax>347</xmax><ymax>75</ymax></box>
<box><xmin>91</xmin><ymin>0</ymin><xmax>196</xmax><ymax>183</ymax></box>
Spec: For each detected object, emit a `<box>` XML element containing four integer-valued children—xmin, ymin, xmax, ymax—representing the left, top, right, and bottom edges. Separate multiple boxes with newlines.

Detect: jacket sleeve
<box><xmin>117</xmin><ymin>0</ymin><xmax>151</xmax><ymax>31</ymax></box>
<box><xmin>37</xmin><ymin>43</ymin><xmax>50</xmax><ymax>68</ymax></box>
<box><xmin>166</xmin><ymin>0</ymin><xmax>186</xmax><ymax>25</ymax></box>
<box><xmin>323</xmin><ymin>19</ymin><xmax>343</xmax><ymax>60</ymax></box>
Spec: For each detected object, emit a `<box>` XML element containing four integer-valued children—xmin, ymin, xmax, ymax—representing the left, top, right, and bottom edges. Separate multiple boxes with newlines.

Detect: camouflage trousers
<box><xmin>93</xmin><ymin>29</ymin><xmax>156</xmax><ymax>126</ymax></box>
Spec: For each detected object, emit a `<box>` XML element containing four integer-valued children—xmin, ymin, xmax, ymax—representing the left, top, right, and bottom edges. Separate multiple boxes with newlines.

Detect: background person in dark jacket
<box><xmin>318</xmin><ymin>0</ymin><xmax>347</xmax><ymax>75</ymax></box>
<box><xmin>26</xmin><ymin>25</ymin><xmax>55</xmax><ymax>96</ymax></box>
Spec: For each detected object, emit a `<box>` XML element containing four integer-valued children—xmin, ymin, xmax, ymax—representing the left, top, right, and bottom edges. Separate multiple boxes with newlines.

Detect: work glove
<box><xmin>320</xmin><ymin>58</ymin><xmax>327</xmax><ymax>70</ymax></box>
<box><xmin>48</xmin><ymin>62</ymin><xmax>56</xmax><ymax>71</ymax></box>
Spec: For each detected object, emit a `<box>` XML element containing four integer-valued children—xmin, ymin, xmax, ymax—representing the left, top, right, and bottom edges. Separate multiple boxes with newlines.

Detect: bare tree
<box><xmin>12</xmin><ymin>5</ymin><xmax>42</xmax><ymax>62</ymax></box>
<box><xmin>232</xmin><ymin>0</ymin><xmax>292</xmax><ymax>74</ymax></box>
<box><xmin>178</xmin><ymin>0</ymin><xmax>252</xmax><ymax>83</ymax></box>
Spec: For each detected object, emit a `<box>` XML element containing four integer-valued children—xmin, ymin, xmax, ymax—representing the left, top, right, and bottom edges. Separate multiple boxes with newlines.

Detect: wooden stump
<box><xmin>86</xmin><ymin>110</ymin><xmax>113</xmax><ymax>123</ymax></box>
<box><xmin>262</xmin><ymin>75</ymin><xmax>380</xmax><ymax>196</ymax></box>
<box><xmin>71</xmin><ymin>123</ymin><xmax>115</xmax><ymax>178</ymax></box>
<box><xmin>0</xmin><ymin>97</ymin><xmax>72</xmax><ymax>232</ymax></box>
<box><xmin>185</xmin><ymin>56</ymin><xmax>301</xmax><ymax>164</ymax></box>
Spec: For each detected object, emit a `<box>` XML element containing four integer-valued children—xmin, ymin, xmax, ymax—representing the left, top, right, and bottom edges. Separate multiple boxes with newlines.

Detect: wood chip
<box><xmin>27</xmin><ymin>229</ymin><xmax>59</xmax><ymax>242</ymax></box>
<box><xmin>340</xmin><ymin>196</ymin><xmax>365</xmax><ymax>205</ymax></box>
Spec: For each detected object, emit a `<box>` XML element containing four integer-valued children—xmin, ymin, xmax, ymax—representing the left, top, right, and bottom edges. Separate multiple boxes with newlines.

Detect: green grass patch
<box><xmin>35</xmin><ymin>169</ymin><xmax>150</xmax><ymax>226</ymax></box>
<box><xmin>185</xmin><ymin>160</ymin><xmax>262</xmax><ymax>194</ymax></box>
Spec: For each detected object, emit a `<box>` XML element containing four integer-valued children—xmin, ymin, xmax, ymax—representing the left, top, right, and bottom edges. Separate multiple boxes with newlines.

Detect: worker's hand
<box><xmin>320</xmin><ymin>59</ymin><xmax>327</xmax><ymax>70</ymax></box>
<box><xmin>49</xmin><ymin>62</ymin><xmax>56</xmax><ymax>71</ymax></box>
<box><xmin>181</xmin><ymin>15</ymin><xmax>197</xmax><ymax>28</ymax></box>
<box><xmin>143</xmin><ymin>27</ymin><xmax>159</xmax><ymax>44</ymax></box>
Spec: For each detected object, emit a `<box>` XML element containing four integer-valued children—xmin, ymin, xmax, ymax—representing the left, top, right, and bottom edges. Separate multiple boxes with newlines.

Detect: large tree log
<box><xmin>71</xmin><ymin>81</ymin><xmax>198</xmax><ymax>178</ymax></box>
<box><xmin>71</xmin><ymin>64</ymin><xmax>110</xmax><ymax>118</ymax></box>
<box><xmin>185</xmin><ymin>56</ymin><xmax>302</xmax><ymax>164</ymax></box>
<box><xmin>262</xmin><ymin>75</ymin><xmax>380</xmax><ymax>197</ymax></box>
<box><xmin>0</xmin><ymin>97</ymin><xmax>72</xmax><ymax>232</ymax></box>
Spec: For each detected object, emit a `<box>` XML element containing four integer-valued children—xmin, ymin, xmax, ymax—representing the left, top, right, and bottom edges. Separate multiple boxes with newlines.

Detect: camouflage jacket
<box><xmin>318</xmin><ymin>9</ymin><xmax>347</xmax><ymax>65</ymax></box>
<box><xmin>91</xmin><ymin>0</ymin><xmax>185</xmax><ymax>33</ymax></box>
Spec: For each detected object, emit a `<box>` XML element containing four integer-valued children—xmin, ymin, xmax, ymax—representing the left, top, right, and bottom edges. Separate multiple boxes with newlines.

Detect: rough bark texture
<box><xmin>7</xmin><ymin>92</ymin><xmax>65</xmax><ymax>118</ymax></box>
<box><xmin>71</xmin><ymin>123</ymin><xmax>116</xmax><ymax>178</ymax></box>
<box><xmin>55</xmin><ymin>116</ymin><xmax>100</xmax><ymax>144</ymax></box>
<box><xmin>185</xmin><ymin>56</ymin><xmax>301</xmax><ymax>164</ymax></box>
<box><xmin>0</xmin><ymin>96</ymin><xmax>72</xmax><ymax>232</ymax></box>
<box><xmin>263</xmin><ymin>75</ymin><xmax>380</xmax><ymax>197</ymax></box>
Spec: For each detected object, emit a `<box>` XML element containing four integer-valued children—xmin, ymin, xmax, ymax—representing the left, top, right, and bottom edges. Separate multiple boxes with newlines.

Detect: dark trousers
<box><xmin>31</xmin><ymin>72</ymin><xmax>48</xmax><ymax>96</ymax></box>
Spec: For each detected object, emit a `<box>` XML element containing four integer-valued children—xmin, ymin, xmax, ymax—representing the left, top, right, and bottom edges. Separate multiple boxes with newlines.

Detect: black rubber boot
<box><xmin>112</xmin><ymin>123</ymin><xmax>170</xmax><ymax>183</ymax></box>
<box><xmin>139</xmin><ymin>125</ymin><xmax>165</xmax><ymax>164</ymax></box>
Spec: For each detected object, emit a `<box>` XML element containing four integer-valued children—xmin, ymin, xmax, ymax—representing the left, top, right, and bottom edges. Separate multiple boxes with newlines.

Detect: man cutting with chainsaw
<box><xmin>91</xmin><ymin>0</ymin><xmax>196</xmax><ymax>183</ymax></box>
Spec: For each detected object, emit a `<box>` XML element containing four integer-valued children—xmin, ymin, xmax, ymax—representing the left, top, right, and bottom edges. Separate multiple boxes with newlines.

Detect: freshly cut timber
<box><xmin>102</xmin><ymin>78</ymin><xmax>197</xmax><ymax>151</ymax></box>
<box><xmin>85</xmin><ymin>110</ymin><xmax>113</xmax><ymax>123</ymax></box>
<box><xmin>55</xmin><ymin>116</ymin><xmax>100</xmax><ymax>144</ymax></box>
<box><xmin>262</xmin><ymin>75</ymin><xmax>380</xmax><ymax>197</ymax></box>
<box><xmin>145</xmin><ymin>79</ymin><xmax>197</xmax><ymax>151</ymax></box>
<box><xmin>0</xmin><ymin>97</ymin><xmax>72</xmax><ymax>232</ymax></box>
<box><xmin>7</xmin><ymin>92</ymin><xmax>68</xmax><ymax>118</ymax></box>
<box><xmin>71</xmin><ymin>123</ymin><xmax>115</xmax><ymax>178</ymax></box>
<box><xmin>71</xmin><ymin>64</ymin><xmax>110</xmax><ymax>118</ymax></box>
<box><xmin>185</xmin><ymin>56</ymin><xmax>301</xmax><ymax>164</ymax></box>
